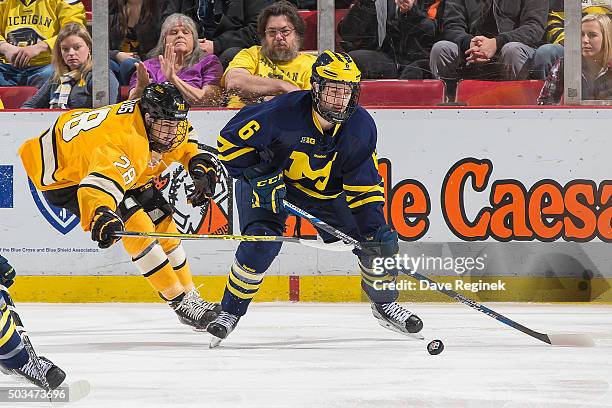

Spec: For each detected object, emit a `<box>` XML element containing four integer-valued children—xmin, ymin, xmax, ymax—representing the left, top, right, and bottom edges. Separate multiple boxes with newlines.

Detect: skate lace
<box><xmin>179</xmin><ymin>290</ymin><xmax>216</xmax><ymax>320</ymax></box>
<box><xmin>20</xmin><ymin>357</ymin><xmax>52</xmax><ymax>380</ymax></box>
<box><xmin>381</xmin><ymin>302</ymin><xmax>412</xmax><ymax>323</ymax></box>
<box><xmin>215</xmin><ymin>311</ymin><xmax>238</xmax><ymax>329</ymax></box>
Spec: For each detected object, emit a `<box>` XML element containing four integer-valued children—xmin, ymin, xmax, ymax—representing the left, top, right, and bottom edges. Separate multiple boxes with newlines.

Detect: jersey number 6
<box><xmin>238</xmin><ymin>120</ymin><xmax>261</xmax><ymax>140</ymax></box>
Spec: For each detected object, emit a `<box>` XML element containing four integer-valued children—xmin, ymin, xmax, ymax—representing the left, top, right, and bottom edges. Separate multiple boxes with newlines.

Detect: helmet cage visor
<box><xmin>148</xmin><ymin>119</ymin><xmax>188</xmax><ymax>153</ymax></box>
<box><xmin>313</xmin><ymin>77</ymin><xmax>361</xmax><ymax>124</ymax></box>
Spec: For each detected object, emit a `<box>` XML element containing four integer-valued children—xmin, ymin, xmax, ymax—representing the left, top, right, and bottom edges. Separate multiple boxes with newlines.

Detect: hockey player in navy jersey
<box><xmin>207</xmin><ymin>50</ymin><xmax>423</xmax><ymax>346</ymax></box>
<box><xmin>0</xmin><ymin>255</ymin><xmax>66</xmax><ymax>389</ymax></box>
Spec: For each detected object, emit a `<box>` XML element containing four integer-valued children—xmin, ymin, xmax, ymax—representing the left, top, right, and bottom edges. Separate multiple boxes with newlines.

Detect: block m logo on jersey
<box><xmin>28</xmin><ymin>179</ymin><xmax>79</xmax><ymax>235</ymax></box>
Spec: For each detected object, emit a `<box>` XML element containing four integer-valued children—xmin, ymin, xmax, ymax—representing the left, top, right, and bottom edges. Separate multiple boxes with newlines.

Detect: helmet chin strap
<box><xmin>313</xmin><ymin>106</ymin><xmax>335</xmax><ymax>131</ymax></box>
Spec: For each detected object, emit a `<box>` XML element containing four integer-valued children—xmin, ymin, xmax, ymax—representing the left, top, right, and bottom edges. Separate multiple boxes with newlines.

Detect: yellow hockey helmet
<box><xmin>311</xmin><ymin>50</ymin><xmax>361</xmax><ymax>124</ymax></box>
<box><xmin>583</xmin><ymin>0</ymin><xmax>612</xmax><ymax>15</ymax></box>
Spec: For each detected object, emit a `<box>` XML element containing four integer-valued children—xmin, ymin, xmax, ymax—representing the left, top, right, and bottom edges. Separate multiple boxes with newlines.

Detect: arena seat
<box><xmin>82</xmin><ymin>0</ymin><xmax>92</xmax><ymax>23</ymax></box>
<box><xmin>299</xmin><ymin>9</ymin><xmax>348</xmax><ymax>51</ymax></box>
<box><xmin>120</xmin><ymin>86</ymin><xmax>131</xmax><ymax>102</ymax></box>
<box><xmin>359</xmin><ymin>80</ymin><xmax>446</xmax><ymax>106</ymax></box>
<box><xmin>0</xmin><ymin>87</ymin><xmax>38</xmax><ymax>109</ymax></box>
<box><xmin>455</xmin><ymin>80</ymin><xmax>545</xmax><ymax>106</ymax></box>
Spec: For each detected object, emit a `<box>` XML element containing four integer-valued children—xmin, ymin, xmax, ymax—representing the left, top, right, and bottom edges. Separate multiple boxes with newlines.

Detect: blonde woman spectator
<box><xmin>0</xmin><ymin>0</ymin><xmax>85</xmax><ymax>87</ymax></box>
<box><xmin>538</xmin><ymin>14</ymin><xmax>612</xmax><ymax>104</ymax></box>
<box><xmin>22</xmin><ymin>23</ymin><xmax>119</xmax><ymax>109</ymax></box>
<box><xmin>129</xmin><ymin>13</ymin><xmax>222</xmax><ymax>106</ymax></box>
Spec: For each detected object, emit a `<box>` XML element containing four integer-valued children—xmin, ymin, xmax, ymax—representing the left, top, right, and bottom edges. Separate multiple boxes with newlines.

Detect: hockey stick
<box><xmin>0</xmin><ymin>285</ymin><xmax>54</xmax><ymax>398</ymax></box>
<box><xmin>115</xmin><ymin>230</ymin><xmax>303</xmax><ymax>243</ymax></box>
<box><xmin>283</xmin><ymin>202</ymin><xmax>595</xmax><ymax>347</ymax></box>
<box><xmin>113</xmin><ymin>231</ymin><xmax>354</xmax><ymax>251</ymax></box>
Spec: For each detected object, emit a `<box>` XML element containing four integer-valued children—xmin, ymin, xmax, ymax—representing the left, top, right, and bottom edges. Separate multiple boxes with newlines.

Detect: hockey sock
<box><xmin>132</xmin><ymin>242</ymin><xmax>184</xmax><ymax>300</ymax></box>
<box><xmin>221</xmin><ymin>260</ymin><xmax>264</xmax><ymax>316</ymax></box>
<box><xmin>0</xmin><ymin>302</ymin><xmax>29</xmax><ymax>369</ymax></box>
<box><xmin>165</xmin><ymin>245</ymin><xmax>195</xmax><ymax>293</ymax></box>
<box><xmin>156</xmin><ymin>218</ymin><xmax>196</xmax><ymax>293</ymax></box>
<box><xmin>122</xmin><ymin>210</ymin><xmax>184</xmax><ymax>299</ymax></box>
<box><xmin>358</xmin><ymin>257</ymin><xmax>399</xmax><ymax>303</ymax></box>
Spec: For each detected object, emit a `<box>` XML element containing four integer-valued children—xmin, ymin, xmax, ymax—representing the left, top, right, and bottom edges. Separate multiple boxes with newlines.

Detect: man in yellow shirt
<box><xmin>223</xmin><ymin>1</ymin><xmax>315</xmax><ymax>108</ymax></box>
<box><xmin>0</xmin><ymin>0</ymin><xmax>85</xmax><ymax>87</ymax></box>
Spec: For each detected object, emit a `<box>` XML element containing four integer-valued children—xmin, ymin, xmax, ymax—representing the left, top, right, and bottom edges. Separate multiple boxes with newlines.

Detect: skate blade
<box><xmin>57</xmin><ymin>380</ymin><xmax>91</xmax><ymax>405</ymax></box>
<box><xmin>378</xmin><ymin>320</ymin><xmax>424</xmax><ymax>340</ymax></box>
<box><xmin>192</xmin><ymin>327</ymin><xmax>209</xmax><ymax>333</ymax></box>
<box><xmin>209</xmin><ymin>335</ymin><xmax>223</xmax><ymax>348</ymax></box>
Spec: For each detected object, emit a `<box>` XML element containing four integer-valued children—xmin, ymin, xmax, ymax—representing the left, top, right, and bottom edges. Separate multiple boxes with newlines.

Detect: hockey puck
<box><xmin>427</xmin><ymin>339</ymin><xmax>444</xmax><ymax>355</ymax></box>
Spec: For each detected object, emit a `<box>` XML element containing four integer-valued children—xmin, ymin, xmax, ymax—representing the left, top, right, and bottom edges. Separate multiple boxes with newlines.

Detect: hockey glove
<box><xmin>90</xmin><ymin>207</ymin><xmax>125</xmax><ymax>249</ymax></box>
<box><xmin>188</xmin><ymin>164</ymin><xmax>217</xmax><ymax>207</ymax></box>
<box><xmin>354</xmin><ymin>225</ymin><xmax>399</xmax><ymax>260</ymax></box>
<box><xmin>0</xmin><ymin>255</ymin><xmax>15</xmax><ymax>288</ymax></box>
<box><xmin>244</xmin><ymin>166</ymin><xmax>286</xmax><ymax>214</ymax></box>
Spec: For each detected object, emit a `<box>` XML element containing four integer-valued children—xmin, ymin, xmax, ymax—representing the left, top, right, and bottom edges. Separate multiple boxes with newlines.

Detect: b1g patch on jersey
<box><xmin>28</xmin><ymin>180</ymin><xmax>79</xmax><ymax>235</ymax></box>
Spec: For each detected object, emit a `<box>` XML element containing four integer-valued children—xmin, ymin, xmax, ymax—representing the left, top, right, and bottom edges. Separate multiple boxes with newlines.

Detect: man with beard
<box><xmin>222</xmin><ymin>1</ymin><xmax>316</xmax><ymax>108</ymax></box>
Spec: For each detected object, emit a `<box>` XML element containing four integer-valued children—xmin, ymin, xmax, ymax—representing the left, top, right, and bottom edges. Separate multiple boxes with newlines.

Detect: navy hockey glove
<box><xmin>0</xmin><ymin>255</ymin><xmax>15</xmax><ymax>288</ymax></box>
<box><xmin>354</xmin><ymin>225</ymin><xmax>399</xmax><ymax>259</ymax></box>
<box><xmin>90</xmin><ymin>207</ymin><xmax>125</xmax><ymax>249</ymax></box>
<box><xmin>243</xmin><ymin>166</ymin><xmax>286</xmax><ymax>214</ymax></box>
<box><xmin>188</xmin><ymin>160</ymin><xmax>217</xmax><ymax>207</ymax></box>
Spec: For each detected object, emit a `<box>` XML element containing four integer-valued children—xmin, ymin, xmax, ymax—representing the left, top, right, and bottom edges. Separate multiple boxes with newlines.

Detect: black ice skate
<box><xmin>170</xmin><ymin>289</ymin><xmax>221</xmax><ymax>331</ymax></box>
<box><xmin>13</xmin><ymin>356</ymin><xmax>66</xmax><ymax>390</ymax></box>
<box><xmin>206</xmin><ymin>311</ymin><xmax>240</xmax><ymax>348</ymax></box>
<box><xmin>371</xmin><ymin>302</ymin><xmax>424</xmax><ymax>339</ymax></box>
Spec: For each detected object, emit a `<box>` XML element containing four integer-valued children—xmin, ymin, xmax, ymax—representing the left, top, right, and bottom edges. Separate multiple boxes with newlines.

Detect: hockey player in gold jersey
<box><xmin>19</xmin><ymin>82</ymin><xmax>221</xmax><ymax>330</ymax></box>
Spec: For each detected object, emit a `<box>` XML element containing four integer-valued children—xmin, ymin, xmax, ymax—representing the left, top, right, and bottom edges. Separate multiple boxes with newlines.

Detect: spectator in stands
<box><xmin>223</xmin><ymin>1</ymin><xmax>315</xmax><ymax>108</ymax></box>
<box><xmin>532</xmin><ymin>0</ymin><xmax>612</xmax><ymax>79</ymax></box>
<box><xmin>288</xmin><ymin>0</ymin><xmax>352</xmax><ymax>9</ymax></box>
<box><xmin>338</xmin><ymin>0</ymin><xmax>441</xmax><ymax>79</ymax></box>
<box><xmin>22</xmin><ymin>23</ymin><xmax>119</xmax><ymax>109</ymax></box>
<box><xmin>538</xmin><ymin>13</ymin><xmax>612</xmax><ymax>104</ymax></box>
<box><xmin>129</xmin><ymin>13</ymin><xmax>223</xmax><ymax>106</ymax></box>
<box><xmin>429</xmin><ymin>0</ymin><xmax>549</xmax><ymax>82</ymax></box>
<box><xmin>109</xmin><ymin>0</ymin><xmax>163</xmax><ymax>85</ymax></box>
<box><xmin>0</xmin><ymin>0</ymin><xmax>86</xmax><ymax>88</ymax></box>
<box><xmin>162</xmin><ymin>0</ymin><xmax>273</xmax><ymax>69</ymax></box>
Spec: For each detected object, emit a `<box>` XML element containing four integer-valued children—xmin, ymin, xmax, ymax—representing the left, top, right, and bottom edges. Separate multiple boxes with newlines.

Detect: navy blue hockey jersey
<box><xmin>217</xmin><ymin>91</ymin><xmax>386</xmax><ymax>236</ymax></box>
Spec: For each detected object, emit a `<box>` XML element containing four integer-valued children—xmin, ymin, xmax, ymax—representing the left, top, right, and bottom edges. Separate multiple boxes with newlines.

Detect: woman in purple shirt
<box><xmin>129</xmin><ymin>13</ymin><xmax>222</xmax><ymax>106</ymax></box>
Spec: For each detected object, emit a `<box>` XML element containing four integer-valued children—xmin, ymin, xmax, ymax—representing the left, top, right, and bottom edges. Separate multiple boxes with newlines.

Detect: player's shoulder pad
<box><xmin>226</xmin><ymin>91</ymin><xmax>310</xmax><ymax>129</ymax></box>
<box><xmin>346</xmin><ymin>106</ymin><xmax>377</xmax><ymax>144</ymax></box>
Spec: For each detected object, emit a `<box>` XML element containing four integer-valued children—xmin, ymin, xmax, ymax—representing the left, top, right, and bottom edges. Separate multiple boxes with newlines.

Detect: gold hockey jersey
<box><xmin>0</xmin><ymin>0</ymin><xmax>86</xmax><ymax>66</ymax></box>
<box><xmin>19</xmin><ymin>100</ymin><xmax>200</xmax><ymax>231</ymax></box>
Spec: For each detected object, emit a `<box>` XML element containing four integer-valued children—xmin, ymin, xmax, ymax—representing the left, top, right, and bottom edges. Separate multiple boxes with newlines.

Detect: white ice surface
<box><xmin>2</xmin><ymin>303</ymin><xmax>612</xmax><ymax>408</ymax></box>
